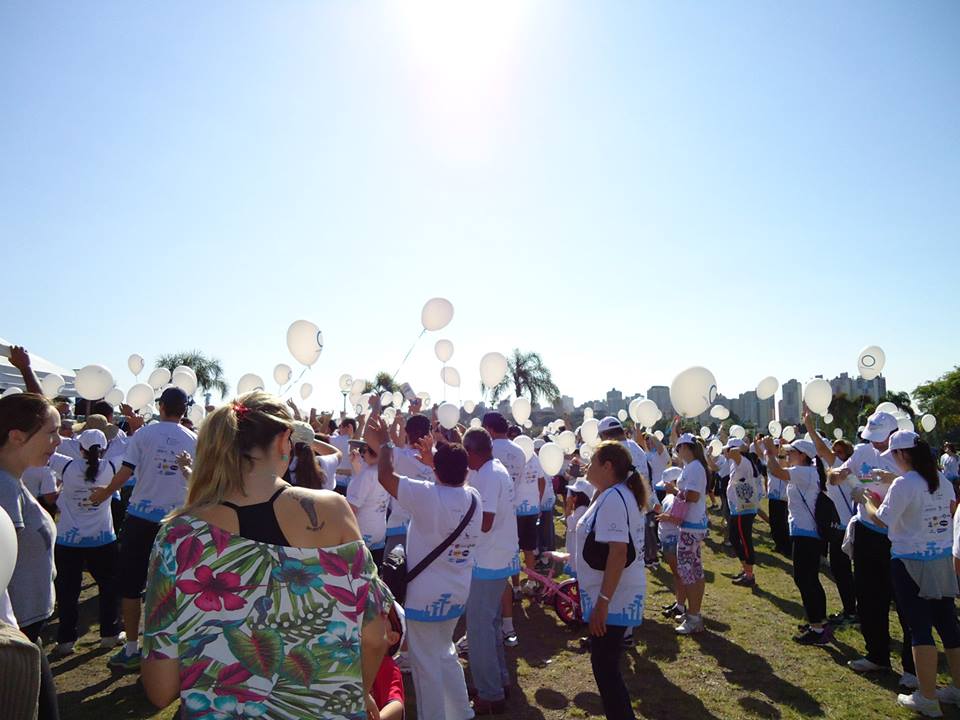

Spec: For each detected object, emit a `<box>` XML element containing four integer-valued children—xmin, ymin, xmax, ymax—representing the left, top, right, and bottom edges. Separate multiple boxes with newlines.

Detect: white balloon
<box><xmin>581</xmin><ymin>419</ymin><xmax>600</xmax><ymax>445</ymax></box>
<box><xmin>237</xmin><ymin>373</ymin><xmax>265</xmax><ymax>395</ymax></box>
<box><xmin>875</xmin><ymin>401</ymin><xmax>898</xmax><ymax>415</ymax></box>
<box><xmin>897</xmin><ymin>417</ymin><xmax>915</xmax><ymax>433</ymax></box>
<box><xmin>557</xmin><ymin>430</ymin><xmax>576</xmax><ymax>453</ymax></box>
<box><xmin>417</xmin><ymin>391</ymin><xmax>432</xmax><ymax>408</ymax></box>
<box><xmin>523</xmin><ymin>419</ymin><xmax>532</xmax><ymax>428</ymax></box>
<box><xmin>440</xmin><ymin>366</ymin><xmax>461</xmax><ymax>387</ymax></box>
<box><xmin>147</xmin><ymin>367</ymin><xmax>171</xmax><ymax>390</ymax></box>
<box><xmin>512</xmin><ymin>397</ymin><xmax>531</xmax><ymax>425</ymax></box>
<box><xmin>539</xmin><ymin>444</ymin><xmax>564</xmax><ymax>476</ymax></box>
<box><xmin>437</xmin><ymin>402</ymin><xmax>460</xmax><ymax>429</ymax></box>
<box><xmin>782</xmin><ymin>426</ymin><xmax>797</xmax><ymax>443</ymax></box>
<box><xmin>393</xmin><ymin>391</ymin><xmax>404</xmax><ymax>408</ymax></box>
<box><xmin>768</xmin><ymin>420</ymin><xmax>782</xmax><ymax>438</ymax></box>
<box><xmin>858</xmin><ymin>345</ymin><xmax>886</xmax><ymax>380</ymax></box>
<box><xmin>699</xmin><ymin>426</ymin><xmax>711</xmax><ymax>440</ymax></box>
<box><xmin>632</xmin><ymin>399</ymin><xmax>661</xmax><ymax>427</ymax></box>
<box><xmin>617</xmin><ymin>409</ymin><xmax>628</xmax><ymax>422</ymax></box>
<box><xmin>75</xmin><ymin>364</ymin><xmax>115</xmax><ymax>400</ymax></box>
<box><xmin>383</xmin><ymin>407</ymin><xmax>397</xmax><ymax>424</ymax></box>
<box><xmin>463</xmin><ymin>400</ymin><xmax>476</xmax><ymax>413</ymax></box>
<box><xmin>579</xmin><ymin>444</ymin><xmax>594</xmax><ymax>461</ymax></box>
<box><xmin>514</xmin><ymin>435</ymin><xmax>535</xmax><ymax>463</ymax></box>
<box><xmin>583</xmin><ymin>408</ymin><xmax>594</xmax><ymax>421</ymax></box>
<box><xmin>188</xmin><ymin>404</ymin><xmax>205</xmax><ymax>427</ymax></box>
<box><xmin>479</xmin><ymin>352</ymin><xmax>508</xmax><ymax>389</ymax></box>
<box><xmin>833</xmin><ymin>428</ymin><xmax>844</xmax><ymax>440</ymax></box>
<box><xmin>756</xmin><ymin>376</ymin><xmax>779</xmax><ymax>401</ymax></box>
<box><xmin>920</xmin><ymin>414</ymin><xmax>937</xmax><ymax>432</ymax></box>
<box><xmin>2</xmin><ymin>387</ymin><xmax>22</xmax><ymax>397</ymax></box>
<box><xmin>421</xmin><ymin>298</ymin><xmax>454</xmax><ymax>332</ymax></box>
<box><xmin>126</xmin><ymin>383</ymin><xmax>154</xmax><ymax>411</ymax></box>
<box><xmin>40</xmin><ymin>373</ymin><xmax>65</xmax><ymax>399</ymax></box>
<box><xmin>142</xmin><ymin>403</ymin><xmax>157</xmax><ymax>420</ymax></box>
<box><xmin>286</xmin><ymin>320</ymin><xmax>324</xmax><ymax>367</ymax></box>
<box><xmin>434</xmin><ymin>339</ymin><xmax>455</xmax><ymax>363</ymax></box>
<box><xmin>299</xmin><ymin>383</ymin><xmax>313</xmax><ymax>400</ymax></box>
<box><xmin>380</xmin><ymin>391</ymin><xmax>394</xmax><ymax>407</ymax></box>
<box><xmin>338</xmin><ymin>374</ymin><xmax>354</xmax><ymax>392</ymax></box>
<box><xmin>710</xmin><ymin>404</ymin><xmax>730</xmax><ymax>420</ymax></box>
<box><xmin>470</xmin><ymin>417</ymin><xmax>481</xmax><ymax>428</ymax></box>
<box><xmin>823</xmin><ymin>413</ymin><xmax>833</xmax><ymax>424</ymax></box>
<box><xmin>274</xmin><ymin>364</ymin><xmax>293</xmax><ymax>386</ymax></box>
<box><xmin>351</xmin><ymin>379</ymin><xmax>367</xmax><ymax>396</ymax></box>
<box><xmin>709</xmin><ymin>438</ymin><xmax>724</xmax><ymax>457</ymax></box>
<box><xmin>172</xmin><ymin>371</ymin><xmax>198</xmax><ymax>396</ymax></box>
<box><xmin>654</xmin><ymin>430</ymin><xmax>664</xmax><ymax>441</ymax></box>
<box><xmin>729</xmin><ymin>424</ymin><xmax>746</xmax><ymax>440</ymax></box>
<box><xmin>105</xmin><ymin>388</ymin><xmax>124</xmax><ymax>406</ymax></box>
<box><xmin>173</xmin><ymin>366</ymin><xmax>197</xmax><ymax>382</ymax></box>
<box><xmin>128</xmin><ymin>354</ymin><xmax>145</xmax><ymax>376</ymax></box>
<box><xmin>803</xmin><ymin>379</ymin><xmax>833</xmax><ymax>416</ymax></box>
<box><xmin>0</xmin><ymin>506</ymin><xmax>16</xmax><ymax>595</ymax></box>
<box><xmin>670</xmin><ymin>366</ymin><xmax>718</xmax><ymax>418</ymax></box>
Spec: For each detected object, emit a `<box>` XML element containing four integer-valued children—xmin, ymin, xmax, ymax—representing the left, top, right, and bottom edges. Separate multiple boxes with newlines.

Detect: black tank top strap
<box><xmin>221</xmin><ymin>485</ymin><xmax>291</xmax><ymax>545</ymax></box>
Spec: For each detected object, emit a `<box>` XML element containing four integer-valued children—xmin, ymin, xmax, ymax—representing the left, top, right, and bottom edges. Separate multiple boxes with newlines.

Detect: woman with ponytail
<box><xmin>723</xmin><ymin>437</ymin><xmax>764</xmax><ymax>588</ymax></box>
<box><xmin>863</xmin><ymin>431</ymin><xmax>960</xmax><ymax>717</ymax></box>
<box><xmin>51</xmin><ymin>429</ymin><xmax>123</xmax><ymax>658</ymax></box>
<box><xmin>762</xmin><ymin>436</ymin><xmax>832</xmax><ymax>646</ymax></box>
<box><xmin>576</xmin><ymin>440</ymin><xmax>646</xmax><ymax>720</ymax></box>
<box><xmin>141</xmin><ymin>392</ymin><xmax>393</xmax><ymax>720</ymax></box>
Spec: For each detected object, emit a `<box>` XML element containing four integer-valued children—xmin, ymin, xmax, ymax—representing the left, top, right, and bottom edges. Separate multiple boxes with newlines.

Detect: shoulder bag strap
<box><xmin>407</xmin><ymin>495</ymin><xmax>477</xmax><ymax>584</ymax></box>
<box><xmin>590</xmin><ymin>486</ymin><xmax>632</xmax><ymax>534</ymax></box>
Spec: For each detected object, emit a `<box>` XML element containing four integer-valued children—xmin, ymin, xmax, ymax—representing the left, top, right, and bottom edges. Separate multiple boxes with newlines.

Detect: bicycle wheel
<box><xmin>553</xmin><ymin>578</ymin><xmax>583</xmax><ymax>626</ymax></box>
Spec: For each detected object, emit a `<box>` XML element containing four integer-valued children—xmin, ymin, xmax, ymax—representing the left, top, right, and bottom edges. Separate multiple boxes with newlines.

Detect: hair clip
<box><xmin>232</xmin><ymin>401</ymin><xmax>251</xmax><ymax>419</ymax></box>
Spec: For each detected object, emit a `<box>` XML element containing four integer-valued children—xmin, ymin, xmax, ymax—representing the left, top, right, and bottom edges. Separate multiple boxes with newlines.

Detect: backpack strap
<box><xmin>407</xmin><ymin>495</ymin><xmax>477</xmax><ymax>584</ymax></box>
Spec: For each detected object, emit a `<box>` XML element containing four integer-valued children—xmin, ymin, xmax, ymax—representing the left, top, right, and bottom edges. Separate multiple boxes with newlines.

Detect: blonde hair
<box><xmin>175</xmin><ymin>391</ymin><xmax>293</xmax><ymax>517</ymax></box>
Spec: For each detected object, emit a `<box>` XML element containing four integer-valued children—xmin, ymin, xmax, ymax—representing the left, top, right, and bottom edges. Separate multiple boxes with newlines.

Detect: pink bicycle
<box><xmin>521</xmin><ymin>551</ymin><xmax>582</xmax><ymax>626</ymax></box>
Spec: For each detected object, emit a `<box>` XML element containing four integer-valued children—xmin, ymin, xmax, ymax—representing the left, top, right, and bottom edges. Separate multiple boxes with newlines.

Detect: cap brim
<box><xmin>860</xmin><ymin>428</ymin><xmax>888</xmax><ymax>442</ymax></box>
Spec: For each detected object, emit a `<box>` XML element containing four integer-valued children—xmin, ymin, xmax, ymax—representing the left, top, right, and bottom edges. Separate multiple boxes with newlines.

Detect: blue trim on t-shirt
<box><xmin>385</xmin><ymin>525</ymin><xmax>407</xmax><ymax>537</ymax></box>
<box><xmin>127</xmin><ymin>502</ymin><xmax>172</xmax><ymax>523</ymax></box>
<box><xmin>729</xmin><ymin>508</ymin><xmax>758</xmax><ymax>517</ymax></box>
<box><xmin>789</xmin><ymin>524</ymin><xmax>820</xmax><ymax>539</ymax></box>
<box><xmin>680</xmin><ymin>520</ymin><xmax>708</xmax><ymax>531</ymax></box>
<box><xmin>893</xmin><ymin>548</ymin><xmax>952</xmax><ymax>561</ymax></box>
<box><xmin>859</xmin><ymin>519</ymin><xmax>889</xmax><ymax>535</ymax></box>
<box><xmin>404</xmin><ymin>600</ymin><xmax>466</xmax><ymax>623</ymax></box>
<box><xmin>56</xmin><ymin>529</ymin><xmax>116</xmax><ymax>547</ymax></box>
<box><xmin>515</xmin><ymin>500</ymin><xmax>540</xmax><ymax>517</ymax></box>
<box><xmin>473</xmin><ymin>554</ymin><xmax>521</xmax><ymax>580</ymax></box>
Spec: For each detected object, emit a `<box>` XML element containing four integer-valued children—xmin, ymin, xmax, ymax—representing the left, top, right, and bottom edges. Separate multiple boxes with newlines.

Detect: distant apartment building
<box><xmin>553</xmin><ymin>395</ymin><xmax>575</xmax><ymax>413</ymax></box>
<box><xmin>606</xmin><ymin>388</ymin><xmax>625</xmax><ymax>415</ymax></box>
<box><xmin>778</xmin><ymin>379</ymin><xmax>802</xmax><ymax>424</ymax></box>
<box><xmin>646</xmin><ymin>385</ymin><xmax>673</xmax><ymax>417</ymax></box>
<box><xmin>829</xmin><ymin>372</ymin><xmax>887</xmax><ymax>403</ymax></box>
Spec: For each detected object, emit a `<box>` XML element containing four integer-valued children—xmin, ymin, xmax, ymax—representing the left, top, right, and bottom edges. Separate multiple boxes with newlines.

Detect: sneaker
<box><xmin>662</xmin><ymin>601</ymin><xmax>679</xmax><ymax>611</ymax></box>
<box><xmin>848</xmin><ymin>657</ymin><xmax>890</xmax><ymax>673</ymax></box>
<box><xmin>394</xmin><ymin>651</ymin><xmax>412</xmax><ymax>675</ymax></box>
<box><xmin>107</xmin><ymin>646</ymin><xmax>141</xmax><ymax>671</ymax></box>
<box><xmin>732</xmin><ymin>574</ymin><xmax>756</xmax><ymax>587</ymax></box>
<box><xmin>675</xmin><ymin>615</ymin><xmax>705</xmax><ymax>635</ymax></box>
<box><xmin>674</xmin><ymin>609</ymin><xmax>687</xmax><ymax>622</ymax></box>
<box><xmin>50</xmin><ymin>642</ymin><xmax>75</xmax><ymax>659</ymax></box>
<box><xmin>100</xmin><ymin>631</ymin><xmax>127</xmax><ymax>649</ymax></box>
<box><xmin>661</xmin><ymin>603</ymin><xmax>680</xmax><ymax>618</ymax></box>
<box><xmin>936</xmin><ymin>686</ymin><xmax>960</xmax><ymax>705</ymax></box>
<box><xmin>793</xmin><ymin>627</ymin><xmax>832</xmax><ymax>645</ymax></box>
<box><xmin>511</xmin><ymin>586</ymin><xmax>522</xmax><ymax>602</ymax></box>
<box><xmin>502</xmin><ymin>630</ymin><xmax>518</xmax><ymax>647</ymax></box>
<box><xmin>732</xmin><ymin>571</ymin><xmax>745</xmax><ymax>581</ymax></box>
<box><xmin>455</xmin><ymin>635</ymin><xmax>469</xmax><ymax>654</ymax></box>
<box><xmin>520</xmin><ymin>580</ymin><xmax>538</xmax><ymax>597</ymax></box>
<box><xmin>900</xmin><ymin>673</ymin><xmax>920</xmax><ymax>690</ymax></box>
<box><xmin>622</xmin><ymin>633</ymin><xmax>635</xmax><ymax>649</ymax></box>
<box><xmin>897</xmin><ymin>691</ymin><xmax>943</xmax><ymax>718</ymax></box>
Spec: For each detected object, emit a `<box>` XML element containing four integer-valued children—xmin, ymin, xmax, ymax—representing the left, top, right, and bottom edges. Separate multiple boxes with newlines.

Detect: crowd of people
<box><xmin>2</xmin><ymin>344</ymin><xmax>960</xmax><ymax>719</ymax></box>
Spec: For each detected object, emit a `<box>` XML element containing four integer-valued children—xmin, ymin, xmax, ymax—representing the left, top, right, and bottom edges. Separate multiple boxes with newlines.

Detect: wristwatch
<box><xmin>384</xmin><ymin>442</ymin><xmax>396</xmax><ymax>451</ymax></box>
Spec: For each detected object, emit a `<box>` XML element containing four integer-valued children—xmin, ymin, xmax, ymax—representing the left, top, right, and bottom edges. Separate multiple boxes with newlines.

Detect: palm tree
<box><xmin>156</xmin><ymin>350</ymin><xmax>229</xmax><ymax>399</ymax></box>
<box><xmin>486</xmin><ymin>349</ymin><xmax>560</xmax><ymax>406</ymax></box>
<box><xmin>363</xmin><ymin>372</ymin><xmax>397</xmax><ymax>395</ymax></box>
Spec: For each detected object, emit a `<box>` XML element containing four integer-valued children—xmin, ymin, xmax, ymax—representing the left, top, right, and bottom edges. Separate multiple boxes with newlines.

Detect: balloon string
<box><xmin>393</xmin><ymin>328</ymin><xmax>426</xmax><ymax>379</ymax></box>
<box><xmin>280</xmin><ymin>366</ymin><xmax>310</xmax><ymax>399</ymax></box>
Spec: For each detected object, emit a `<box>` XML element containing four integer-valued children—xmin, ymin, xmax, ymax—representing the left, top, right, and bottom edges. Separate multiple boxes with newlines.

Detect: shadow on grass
<box><xmin>753</xmin><ymin>585</ymin><xmax>806</xmax><ymax>620</ymax></box>
<box><xmin>59</xmin><ymin>676</ymin><xmax>160</xmax><ymax>720</ymax></box>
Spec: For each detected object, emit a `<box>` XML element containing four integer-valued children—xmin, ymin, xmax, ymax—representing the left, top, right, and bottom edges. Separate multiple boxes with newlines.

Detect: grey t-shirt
<box><xmin>0</xmin><ymin>469</ymin><xmax>56</xmax><ymax>627</ymax></box>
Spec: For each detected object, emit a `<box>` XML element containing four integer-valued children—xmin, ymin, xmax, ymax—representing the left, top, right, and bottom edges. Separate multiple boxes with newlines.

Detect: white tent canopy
<box><xmin>0</xmin><ymin>338</ymin><xmax>77</xmax><ymax>396</ymax></box>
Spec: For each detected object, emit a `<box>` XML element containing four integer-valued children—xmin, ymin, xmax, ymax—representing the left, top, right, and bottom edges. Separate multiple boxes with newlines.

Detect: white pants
<box><xmin>406</xmin><ymin>617</ymin><xmax>475</xmax><ymax>720</ymax></box>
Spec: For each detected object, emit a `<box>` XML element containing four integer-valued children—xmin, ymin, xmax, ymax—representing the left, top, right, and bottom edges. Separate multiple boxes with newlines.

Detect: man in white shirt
<box><xmin>330</xmin><ymin>417</ymin><xmax>357</xmax><ymax>495</ymax></box>
<box><xmin>463</xmin><ymin>427</ymin><xmax>519</xmax><ymax>715</ymax></box>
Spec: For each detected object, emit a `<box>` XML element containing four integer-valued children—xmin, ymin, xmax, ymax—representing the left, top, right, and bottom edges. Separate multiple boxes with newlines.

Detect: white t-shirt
<box><xmin>727</xmin><ymin>457</ymin><xmax>763</xmax><ymax>516</ymax></box>
<box><xmin>346</xmin><ymin>463</ymin><xmax>390</xmax><ymax>550</ymax></box>
<box><xmin>493</xmin><ymin>436</ymin><xmax>526</xmax><ymax>485</ymax></box>
<box><xmin>287</xmin><ymin>454</ymin><xmax>338</xmax><ymax>491</ymax></box>
<box><xmin>678</xmin><ymin>460</ymin><xmax>708</xmax><ymax>535</ymax></box>
<box><xmin>878</xmin><ymin>471</ymin><xmax>955</xmax><ymax>560</ymax></box>
<box><xmin>953</xmin><ymin>504</ymin><xmax>960</xmax><ymax>560</ymax></box>
<box><xmin>716</xmin><ymin>457</ymin><xmax>733</xmax><ymax>479</ymax></box>
<box><xmin>825</xmin><ymin>458</ymin><xmax>856</xmax><ymax>526</ymax></box>
<box><xmin>330</xmin><ymin>434</ymin><xmax>353</xmax><ymax>487</ymax></box>
<box><xmin>21</xmin><ymin>466</ymin><xmax>58</xmax><ymax>498</ymax></box>
<box><xmin>575</xmin><ymin>484</ymin><xmax>646</xmax><ymax>627</ymax></box>
<box><xmin>620</xmin><ymin>439</ymin><xmax>655</xmax><ymax>511</ymax></box>
<box><xmin>57</xmin><ymin>436</ymin><xmax>82</xmax><ymax>460</ymax></box>
<box><xmin>658</xmin><ymin>494</ymin><xmax>679</xmax><ymax>544</ymax></box>
<box><xmin>565</xmin><ymin>505</ymin><xmax>588</xmax><ymax>557</ymax></box>
<box><xmin>55</xmin><ymin>457</ymin><xmax>117</xmax><ymax>547</ymax></box>
<box><xmin>516</xmin><ymin>455</ymin><xmax>544</xmax><ymax>517</ymax></box>
<box><xmin>646</xmin><ymin>447</ymin><xmax>669</xmax><ymax>488</ymax></box>
<box><xmin>539</xmin><ymin>456</ymin><xmax>556</xmax><ymax>513</ymax></box>
<box><xmin>397</xmin><ymin>476</ymin><xmax>482</xmax><ymax>622</ymax></box>
<box><xmin>389</xmin><ymin>448</ymin><xmax>433</xmax><ymax>535</ymax></box>
<box><xmin>468</xmin><ymin>459</ymin><xmax>520</xmax><ymax>579</ymax></box>
<box><xmin>840</xmin><ymin>442</ymin><xmax>899</xmax><ymax>534</ymax></box>
<box><xmin>942</xmin><ymin>454</ymin><xmax>960</xmax><ymax>480</ymax></box>
<box><xmin>785</xmin><ymin>465</ymin><xmax>821</xmax><ymax>538</ymax></box>
<box><xmin>123</xmin><ymin>421</ymin><xmax>198</xmax><ymax>522</ymax></box>
<box><xmin>0</xmin><ymin>591</ymin><xmax>16</xmax><ymax>627</ymax></box>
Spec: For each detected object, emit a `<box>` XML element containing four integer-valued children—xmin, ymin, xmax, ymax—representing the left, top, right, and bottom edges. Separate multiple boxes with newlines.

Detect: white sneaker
<box><xmin>847</xmin><ymin>657</ymin><xmax>888</xmax><ymax>673</ymax></box>
<box><xmin>675</xmin><ymin>615</ymin><xmax>704</xmax><ymax>635</ymax></box>
<box><xmin>502</xmin><ymin>630</ymin><xmax>519</xmax><ymax>647</ymax></box>
<box><xmin>100</xmin><ymin>631</ymin><xmax>127</xmax><ymax>649</ymax></box>
<box><xmin>455</xmin><ymin>635</ymin><xmax>469</xmax><ymax>654</ymax></box>
<box><xmin>393</xmin><ymin>651</ymin><xmax>412</xmax><ymax>675</ymax></box>
<box><xmin>520</xmin><ymin>579</ymin><xmax>538</xmax><ymax>596</ymax></box>
<box><xmin>936</xmin><ymin>686</ymin><xmax>960</xmax><ymax>706</ymax></box>
<box><xmin>897</xmin><ymin>691</ymin><xmax>943</xmax><ymax>717</ymax></box>
<box><xmin>900</xmin><ymin>673</ymin><xmax>920</xmax><ymax>690</ymax></box>
<box><xmin>50</xmin><ymin>642</ymin><xmax>75</xmax><ymax>659</ymax></box>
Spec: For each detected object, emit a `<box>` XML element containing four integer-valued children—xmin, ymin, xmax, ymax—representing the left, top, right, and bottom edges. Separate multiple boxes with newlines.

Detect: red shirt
<box><xmin>371</xmin><ymin>656</ymin><xmax>405</xmax><ymax>713</ymax></box>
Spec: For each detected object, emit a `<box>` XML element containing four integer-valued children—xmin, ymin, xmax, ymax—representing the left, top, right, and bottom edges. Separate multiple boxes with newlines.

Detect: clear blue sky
<box><xmin>2</xmin><ymin>1</ymin><xmax>958</xmax><ymax>413</ymax></box>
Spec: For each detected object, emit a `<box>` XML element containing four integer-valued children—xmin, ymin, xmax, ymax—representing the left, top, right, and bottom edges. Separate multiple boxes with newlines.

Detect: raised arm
<box><xmin>9</xmin><ymin>346</ymin><xmax>42</xmax><ymax>395</ymax></box>
<box><xmin>364</xmin><ymin>414</ymin><xmax>400</xmax><ymax>499</ymax></box>
<box><xmin>804</xmin><ymin>408</ymin><xmax>836</xmax><ymax>466</ymax></box>
<box><xmin>761</xmin><ymin>437</ymin><xmax>790</xmax><ymax>482</ymax></box>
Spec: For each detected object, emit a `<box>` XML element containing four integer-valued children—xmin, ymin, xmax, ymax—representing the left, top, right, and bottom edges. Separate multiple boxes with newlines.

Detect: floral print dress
<box><xmin>144</xmin><ymin>515</ymin><xmax>393</xmax><ymax>720</ymax></box>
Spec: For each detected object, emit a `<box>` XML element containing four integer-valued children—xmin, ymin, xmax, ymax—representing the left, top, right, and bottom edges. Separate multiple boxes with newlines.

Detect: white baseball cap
<box><xmin>291</xmin><ymin>421</ymin><xmax>316</xmax><ymax>446</ymax></box>
<box><xmin>861</xmin><ymin>411</ymin><xmax>898</xmax><ymax>443</ymax></box>
<box><xmin>78</xmin><ymin>428</ymin><xmax>107</xmax><ymax>452</ymax></box>
<box><xmin>598</xmin><ymin>416</ymin><xmax>623</xmax><ymax>434</ymax></box>
<box><xmin>783</xmin><ymin>439</ymin><xmax>817</xmax><ymax>460</ymax></box>
<box><xmin>656</xmin><ymin>465</ymin><xmax>683</xmax><ymax>490</ymax></box>
<box><xmin>888</xmin><ymin>430</ymin><xmax>919</xmax><ymax>451</ymax></box>
<box><xmin>675</xmin><ymin>433</ymin><xmax>697</xmax><ymax>447</ymax></box>
<box><xmin>566</xmin><ymin>477</ymin><xmax>595</xmax><ymax>499</ymax></box>
<box><xmin>723</xmin><ymin>438</ymin><xmax>745</xmax><ymax>451</ymax></box>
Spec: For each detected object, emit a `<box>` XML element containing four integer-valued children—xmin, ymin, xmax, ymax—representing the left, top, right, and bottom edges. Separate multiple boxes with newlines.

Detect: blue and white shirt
<box><xmin>516</xmin><ymin>455</ymin><xmax>544</xmax><ymax>517</ymax></box>
<box><xmin>678</xmin><ymin>460</ymin><xmax>708</xmax><ymax>535</ymax></box>
<box><xmin>123</xmin><ymin>421</ymin><xmax>197</xmax><ymax>522</ymax></box>
<box><xmin>55</xmin><ymin>457</ymin><xmax>117</xmax><ymax>547</ymax></box>
<box><xmin>468</xmin><ymin>459</ymin><xmax>520</xmax><ymax>579</ymax></box>
<box><xmin>840</xmin><ymin>443</ymin><xmax>899</xmax><ymax>535</ymax></box>
<box><xmin>785</xmin><ymin>465</ymin><xmax>821</xmax><ymax>538</ymax></box>
<box><xmin>387</xmin><ymin>448</ymin><xmax>431</xmax><ymax>536</ymax></box>
<box><xmin>727</xmin><ymin>457</ymin><xmax>764</xmax><ymax>516</ymax></box>
<box><xmin>878</xmin><ymin>471</ymin><xmax>955</xmax><ymax>561</ymax></box>
<box><xmin>575</xmin><ymin>484</ymin><xmax>646</xmax><ymax>628</ymax></box>
<box><xmin>346</xmin><ymin>463</ymin><xmax>390</xmax><ymax>551</ymax></box>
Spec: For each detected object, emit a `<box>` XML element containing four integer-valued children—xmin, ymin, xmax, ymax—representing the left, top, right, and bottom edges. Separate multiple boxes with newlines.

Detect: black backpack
<box><xmin>798</xmin><ymin>486</ymin><xmax>844</xmax><ymax>551</ymax></box>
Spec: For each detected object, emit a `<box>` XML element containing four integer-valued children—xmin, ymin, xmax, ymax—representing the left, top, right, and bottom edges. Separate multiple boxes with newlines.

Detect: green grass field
<box><xmin>49</xmin><ymin>505</ymin><xmax>960</xmax><ymax>719</ymax></box>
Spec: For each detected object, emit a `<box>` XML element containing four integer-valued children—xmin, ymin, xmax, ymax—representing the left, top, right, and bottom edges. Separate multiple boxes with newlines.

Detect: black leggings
<box><xmin>792</xmin><ymin>536</ymin><xmax>827</xmax><ymax>624</ymax></box>
<box><xmin>590</xmin><ymin>625</ymin><xmax>636</xmax><ymax>720</ymax></box>
<box><xmin>891</xmin><ymin>559</ymin><xmax>960</xmax><ymax>648</ymax></box>
<box><xmin>19</xmin><ymin>621</ymin><xmax>59</xmax><ymax>720</ymax></box>
<box><xmin>828</xmin><ymin>536</ymin><xmax>856</xmax><ymax>616</ymax></box>
<box><xmin>54</xmin><ymin>542</ymin><xmax>121</xmax><ymax>643</ymax></box>
<box><xmin>730</xmin><ymin>514</ymin><xmax>755</xmax><ymax>566</ymax></box>
<box><xmin>768</xmin><ymin>499</ymin><xmax>790</xmax><ymax>554</ymax></box>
